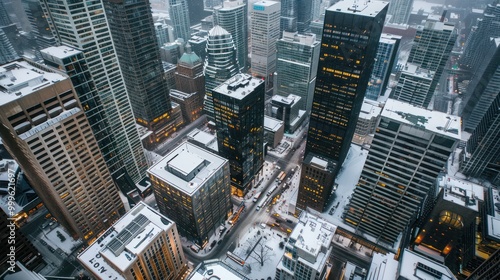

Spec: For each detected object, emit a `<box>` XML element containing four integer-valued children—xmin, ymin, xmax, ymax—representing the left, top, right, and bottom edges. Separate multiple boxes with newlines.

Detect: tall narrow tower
<box><xmin>0</xmin><ymin>59</ymin><xmax>125</xmax><ymax>243</ymax></box>
<box><xmin>386</xmin><ymin>0</ymin><xmax>414</xmax><ymax>25</ymax></box>
<box><xmin>251</xmin><ymin>0</ymin><xmax>280</xmax><ymax>92</ymax></box>
<box><xmin>40</xmin><ymin>0</ymin><xmax>148</xmax><ymax>186</ymax></box>
<box><xmin>297</xmin><ymin>0</ymin><xmax>388</xmax><ymax>213</ymax></box>
<box><xmin>169</xmin><ymin>0</ymin><xmax>191</xmax><ymax>42</ymax></box>
<box><xmin>213</xmin><ymin>0</ymin><xmax>248</xmax><ymax>71</ymax></box>
<box><xmin>104</xmin><ymin>0</ymin><xmax>176</xmax><ymax>144</ymax></box>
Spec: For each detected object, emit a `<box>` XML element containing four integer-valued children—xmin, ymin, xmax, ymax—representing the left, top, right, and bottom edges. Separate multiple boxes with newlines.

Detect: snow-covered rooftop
<box><xmin>398</xmin><ymin>249</ymin><xmax>455</xmax><ymax>280</ymax></box>
<box><xmin>359</xmin><ymin>100</ymin><xmax>382</xmax><ymax>120</ymax></box>
<box><xmin>290</xmin><ymin>212</ymin><xmax>336</xmax><ymax>260</ymax></box>
<box><xmin>187</xmin><ymin>128</ymin><xmax>217</xmax><ymax>147</ymax></box>
<box><xmin>213</xmin><ymin>74</ymin><xmax>264</xmax><ymax>100</ymax></box>
<box><xmin>438</xmin><ymin>175</ymin><xmax>485</xmax><ymax>212</ymax></box>
<box><xmin>367</xmin><ymin>252</ymin><xmax>399</xmax><ymax>280</ymax></box>
<box><xmin>402</xmin><ymin>63</ymin><xmax>434</xmax><ymax>79</ymax></box>
<box><xmin>486</xmin><ymin>188</ymin><xmax>500</xmax><ymax>242</ymax></box>
<box><xmin>78</xmin><ymin>202</ymin><xmax>175</xmax><ymax>279</ymax></box>
<box><xmin>382</xmin><ymin>99</ymin><xmax>461</xmax><ymax>139</ymax></box>
<box><xmin>327</xmin><ymin>0</ymin><xmax>388</xmax><ymax>17</ymax></box>
<box><xmin>40</xmin><ymin>46</ymin><xmax>81</xmax><ymax>60</ymax></box>
<box><xmin>264</xmin><ymin>116</ymin><xmax>283</xmax><ymax>132</ymax></box>
<box><xmin>187</xmin><ymin>260</ymin><xmax>249</xmax><ymax>280</ymax></box>
<box><xmin>0</xmin><ymin>60</ymin><xmax>66</xmax><ymax>106</ymax></box>
<box><xmin>147</xmin><ymin>142</ymin><xmax>227</xmax><ymax>195</ymax></box>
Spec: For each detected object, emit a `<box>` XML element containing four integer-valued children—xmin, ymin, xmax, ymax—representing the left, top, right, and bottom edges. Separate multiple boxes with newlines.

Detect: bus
<box><xmin>277</xmin><ymin>171</ymin><xmax>286</xmax><ymax>183</ymax></box>
<box><xmin>267</xmin><ymin>185</ymin><xmax>278</xmax><ymax>196</ymax></box>
<box><xmin>256</xmin><ymin>196</ymin><xmax>269</xmax><ymax>211</ymax></box>
<box><xmin>227</xmin><ymin>251</ymin><xmax>245</xmax><ymax>266</ymax></box>
<box><xmin>253</xmin><ymin>192</ymin><xmax>262</xmax><ymax>203</ymax></box>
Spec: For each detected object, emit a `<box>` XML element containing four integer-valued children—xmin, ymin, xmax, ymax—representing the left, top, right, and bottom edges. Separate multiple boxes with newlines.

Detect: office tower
<box><xmin>392</xmin><ymin>63</ymin><xmax>435</xmax><ymax>107</ymax></box>
<box><xmin>154</xmin><ymin>21</ymin><xmax>174</xmax><ymax>47</ymax></box>
<box><xmin>467</xmin><ymin>249</ymin><xmax>500</xmax><ymax>280</ymax></box>
<box><xmin>280</xmin><ymin>0</ymin><xmax>312</xmax><ymax>33</ymax></box>
<box><xmin>393</xmin><ymin>20</ymin><xmax>456</xmax><ymax>108</ymax></box>
<box><xmin>460</xmin><ymin>85</ymin><xmax>500</xmax><ymax>185</ymax></box>
<box><xmin>0</xmin><ymin>1</ymin><xmax>11</xmax><ymax>27</ymax></box>
<box><xmin>413</xmin><ymin>175</ymin><xmax>482</xmax><ymax>274</ymax></box>
<box><xmin>188</xmin><ymin>35</ymin><xmax>208</xmax><ymax>61</ymax></box>
<box><xmin>264</xmin><ymin>116</ymin><xmax>285</xmax><ymax>148</ymax></box>
<box><xmin>204</xmin><ymin>25</ymin><xmax>240</xmax><ymax>122</ymax></box>
<box><xmin>398</xmin><ymin>249</ymin><xmax>456</xmax><ymax>280</ymax></box>
<box><xmin>148</xmin><ymin>142</ymin><xmax>231</xmax><ymax>245</ymax></box>
<box><xmin>353</xmin><ymin>100</ymin><xmax>382</xmax><ymax>145</ymax></box>
<box><xmin>170</xmin><ymin>90</ymin><xmax>204</xmax><ymax>124</ymax></box>
<box><xmin>251</xmin><ymin>0</ymin><xmax>280</xmax><ymax>92</ymax></box>
<box><xmin>204</xmin><ymin>0</ymin><xmax>223</xmax><ymax>11</ymax></box>
<box><xmin>461</xmin><ymin>38</ymin><xmax>500</xmax><ymax>132</ymax></box>
<box><xmin>21</xmin><ymin>0</ymin><xmax>56</xmax><ymax>51</ymax></box>
<box><xmin>0</xmin><ymin>29</ymin><xmax>18</xmax><ymax>64</ymax></box>
<box><xmin>40</xmin><ymin>0</ymin><xmax>148</xmax><ymax>186</ymax></box>
<box><xmin>169</xmin><ymin>0</ymin><xmax>191</xmax><ymax>42</ymax></box>
<box><xmin>297</xmin><ymin>0</ymin><xmax>388</xmax><ymax>213</ymax></box>
<box><xmin>271</xmin><ymin>94</ymin><xmax>306</xmax><ymax>133</ymax></box>
<box><xmin>386</xmin><ymin>0</ymin><xmax>414</xmax><ymax>25</ymax></box>
<box><xmin>213</xmin><ymin>74</ymin><xmax>265</xmax><ymax>196</ymax></box>
<box><xmin>105</xmin><ymin>0</ymin><xmax>176</xmax><ymax>144</ymax></box>
<box><xmin>0</xmin><ymin>60</ymin><xmax>125</xmax><ymax>243</ymax></box>
<box><xmin>78</xmin><ymin>202</ymin><xmax>188</xmax><ymax>280</ymax></box>
<box><xmin>275</xmin><ymin>31</ymin><xmax>320</xmax><ymax>112</ymax></box>
<box><xmin>1</xmin><ymin>209</ymin><xmax>44</xmax><ymax>272</ymax></box>
<box><xmin>275</xmin><ymin>212</ymin><xmax>336</xmax><ymax>280</ymax></box>
<box><xmin>461</xmin><ymin>3</ymin><xmax>500</xmax><ymax>72</ymax></box>
<box><xmin>344</xmin><ymin>99</ymin><xmax>461</xmax><ymax>246</ymax></box>
<box><xmin>311</xmin><ymin>0</ymin><xmax>322</xmax><ymax>21</ymax></box>
<box><xmin>366</xmin><ymin>33</ymin><xmax>401</xmax><ymax>101</ymax></box>
<box><xmin>213</xmin><ymin>0</ymin><xmax>248</xmax><ymax>71</ymax></box>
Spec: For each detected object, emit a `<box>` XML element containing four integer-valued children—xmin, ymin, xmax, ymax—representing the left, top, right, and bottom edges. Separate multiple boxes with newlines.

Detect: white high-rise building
<box><xmin>214</xmin><ymin>0</ymin><xmax>248</xmax><ymax>71</ymax></box>
<box><xmin>40</xmin><ymin>0</ymin><xmax>148</xmax><ymax>186</ymax></box>
<box><xmin>386</xmin><ymin>0</ymin><xmax>414</xmax><ymax>25</ymax></box>
<box><xmin>250</xmin><ymin>0</ymin><xmax>280</xmax><ymax>92</ymax></box>
<box><xmin>169</xmin><ymin>0</ymin><xmax>191</xmax><ymax>42</ymax></box>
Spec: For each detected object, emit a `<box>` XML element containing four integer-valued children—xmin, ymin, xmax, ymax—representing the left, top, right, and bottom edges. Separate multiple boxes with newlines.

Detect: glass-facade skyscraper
<box><xmin>386</xmin><ymin>0</ymin><xmax>413</xmax><ymax>25</ymax></box>
<box><xmin>213</xmin><ymin>74</ymin><xmax>265</xmax><ymax>197</ymax></box>
<box><xmin>213</xmin><ymin>0</ymin><xmax>247</xmax><ymax>71</ymax></box>
<box><xmin>169</xmin><ymin>0</ymin><xmax>191</xmax><ymax>42</ymax></box>
<box><xmin>297</xmin><ymin>0</ymin><xmax>388</xmax><ymax>213</ymax></box>
<box><xmin>105</xmin><ymin>0</ymin><xmax>176</xmax><ymax>144</ymax></box>
<box><xmin>40</xmin><ymin>0</ymin><xmax>148</xmax><ymax>186</ymax></box>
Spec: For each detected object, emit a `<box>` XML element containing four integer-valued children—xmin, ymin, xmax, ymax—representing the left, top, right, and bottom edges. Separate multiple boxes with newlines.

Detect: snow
<box><xmin>40</xmin><ymin>224</ymin><xmax>82</xmax><ymax>255</ymax></box>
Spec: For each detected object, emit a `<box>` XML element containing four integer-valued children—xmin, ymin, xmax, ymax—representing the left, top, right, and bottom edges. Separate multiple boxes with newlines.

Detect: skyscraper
<box><xmin>169</xmin><ymin>0</ymin><xmax>191</xmax><ymax>42</ymax></box>
<box><xmin>297</xmin><ymin>0</ymin><xmax>388</xmax><ymax>213</ymax></box>
<box><xmin>104</xmin><ymin>0</ymin><xmax>176</xmax><ymax>144</ymax></box>
<box><xmin>213</xmin><ymin>74</ymin><xmax>265</xmax><ymax>196</ymax></box>
<box><xmin>78</xmin><ymin>202</ymin><xmax>188</xmax><ymax>280</ymax></box>
<box><xmin>21</xmin><ymin>0</ymin><xmax>57</xmax><ymax>52</ymax></box>
<box><xmin>365</xmin><ymin>33</ymin><xmax>401</xmax><ymax>101</ymax></box>
<box><xmin>392</xmin><ymin>20</ymin><xmax>456</xmax><ymax>108</ymax></box>
<box><xmin>0</xmin><ymin>59</ymin><xmax>125</xmax><ymax>243</ymax></box>
<box><xmin>213</xmin><ymin>0</ymin><xmax>248</xmax><ymax>71</ymax></box>
<box><xmin>250</xmin><ymin>0</ymin><xmax>280</xmax><ymax>92</ymax></box>
<box><xmin>386</xmin><ymin>0</ymin><xmax>414</xmax><ymax>25</ymax></box>
<box><xmin>0</xmin><ymin>29</ymin><xmax>18</xmax><ymax>64</ymax></box>
<box><xmin>204</xmin><ymin>25</ymin><xmax>240</xmax><ymax>121</ymax></box>
<box><xmin>344</xmin><ymin>99</ymin><xmax>460</xmax><ymax>246</ymax></box>
<box><xmin>40</xmin><ymin>0</ymin><xmax>148</xmax><ymax>186</ymax></box>
<box><xmin>154</xmin><ymin>21</ymin><xmax>174</xmax><ymax>47</ymax></box>
<box><xmin>275</xmin><ymin>31</ymin><xmax>320</xmax><ymax>112</ymax></box>
<box><xmin>148</xmin><ymin>142</ymin><xmax>231</xmax><ymax>245</ymax></box>
<box><xmin>279</xmin><ymin>0</ymin><xmax>312</xmax><ymax>33</ymax></box>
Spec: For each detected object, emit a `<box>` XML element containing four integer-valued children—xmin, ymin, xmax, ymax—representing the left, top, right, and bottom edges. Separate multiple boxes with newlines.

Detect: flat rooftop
<box><xmin>289</xmin><ymin>212</ymin><xmax>336</xmax><ymax>269</ymax></box>
<box><xmin>402</xmin><ymin>63</ymin><xmax>434</xmax><ymax>79</ymax></box>
<box><xmin>367</xmin><ymin>252</ymin><xmax>399</xmax><ymax>280</ymax></box>
<box><xmin>40</xmin><ymin>46</ymin><xmax>81</xmax><ymax>59</ymax></box>
<box><xmin>327</xmin><ymin>0</ymin><xmax>388</xmax><ymax>17</ymax></box>
<box><xmin>187</xmin><ymin>128</ymin><xmax>217</xmax><ymax>146</ymax></box>
<box><xmin>187</xmin><ymin>260</ymin><xmax>249</xmax><ymax>280</ymax></box>
<box><xmin>438</xmin><ymin>175</ymin><xmax>484</xmax><ymax>212</ymax></box>
<box><xmin>382</xmin><ymin>98</ymin><xmax>461</xmax><ymax>140</ymax></box>
<box><xmin>0</xmin><ymin>60</ymin><xmax>66</xmax><ymax>106</ymax></box>
<box><xmin>359</xmin><ymin>100</ymin><xmax>382</xmax><ymax>119</ymax></box>
<box><xmin>486</xmin><ymin>188</ymin><xmax>500</xmax><ymax>242</ymax></box>
<box><xmin>399</xmin><ymin>249</ymin><xmax>455</xmax><ymax>280</ymax></box>
<box><xmin>78</xmin><ymin>202</ymin><xmax>174</xmax><ymax>279</ymax></box>
<box><xmin>147</xmin><ymin>142</ymin><xmax>227</xmax><ymax>195</ymax></box>
<box><xmin>213</xmin><ymin>74</ymin><xmax>264</xmax><ymax>100</ymax></box>
<box><xmin>264</xmin><ymin>116</ymin><xmax>283</xmax><ymax>132</ymax></box>
<box><xmin>272</xmin><ymin>94</ymin><xmax>301</xmax><ymax>106</ymax></box>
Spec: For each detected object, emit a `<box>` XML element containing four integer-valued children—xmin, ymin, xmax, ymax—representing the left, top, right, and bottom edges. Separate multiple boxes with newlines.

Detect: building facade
<box><xmin>213</xmin><ymin>74</ymin><xmax>265</xmax><ymax>196</ymax></box>
<box><xmin>365</xmin><ymin>33</ymin><xmax>401</xmax><ymax>101</ymax></box>
<box><xmin>148</xmin><ymin>142</ymin><xmax>231</xmax><ymax>246</ymax></box>
<box><xmin>297</xmin><ymin>0</ymin><xmax>388</xmax><ymax>213</ymax></box>
<box><xmin>204</xmin><ymin>25</ymin><xmax>240</xmax><ymax>122</ymax></box>
<box><xmin>0</xmin><ymin>60</ymin><xmax>125</xmax><ymax>243</ymax></box>
<box><xmin>386</xmin><ymin>0</ymin><xmax>414</xmax><ymax>25</ymax></box>
<box><xmin>169</xmin><ymin>0</ymin><xmax>191</xmax><ymax>42</ymax></box>
<box><xmin>270</xmin><ymin>94</ymin><xmax>306</xmax><ymax>133</ymax></box>
<box><xmin>344</xmin><ymin>99</ymin><xmax>461</xmax><ymax>246</ymax></box>
<box><xmin>213</xmin><ymin>0</ymin><xmax>247</xmax><ymax>71</ymax></box>
<box><xmin>275</xmin><ymin>31</ymin><xmax>320</xmax><ymax>112</ymax></box>
<box><xmin>40</xmin><ymin>0</ymin><xmax>148</xmax><ymax>186</ymax></box>
<box><xmin>250</xmin><ymin>0</ymin><xmax>280</xmax><ymax>92</ymax></box>
<box><xmin>78</xmin><ymin>202</ymin><xmax>187</xmax><ymax>280</ymax></box>
<box><xmin>105</xmin><ymin>0</ymin><xmax>176</xmax><ymax>144</ymax></box>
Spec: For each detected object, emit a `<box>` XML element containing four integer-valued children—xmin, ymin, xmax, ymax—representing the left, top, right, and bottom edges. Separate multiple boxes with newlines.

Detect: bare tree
<box><xmin>248</xmin><ymin>240</ymin><xmax>275</xmax><ymax>267</ymax></box>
